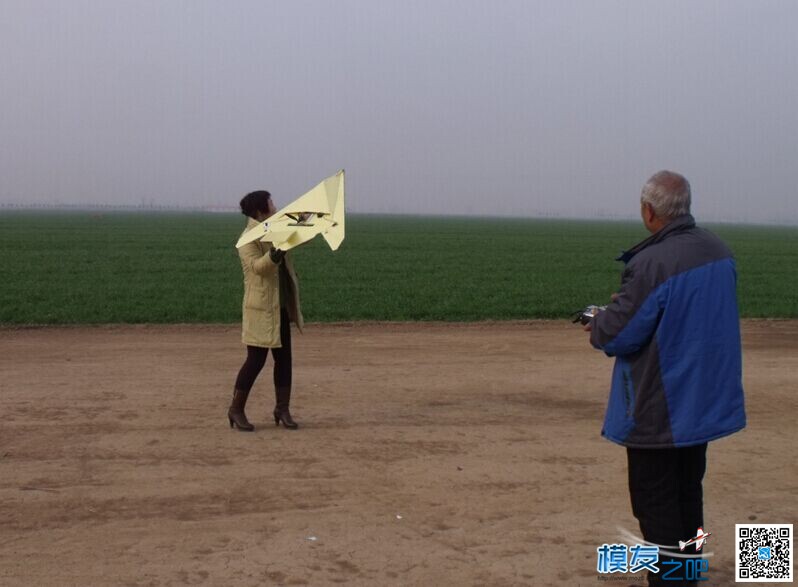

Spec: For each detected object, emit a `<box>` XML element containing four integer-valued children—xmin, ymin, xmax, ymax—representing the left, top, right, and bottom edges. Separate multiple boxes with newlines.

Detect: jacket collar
<box><xmin>617</xmin><ymin>214</ymin><xmax>696</xmax><ymax>263</ymax></box>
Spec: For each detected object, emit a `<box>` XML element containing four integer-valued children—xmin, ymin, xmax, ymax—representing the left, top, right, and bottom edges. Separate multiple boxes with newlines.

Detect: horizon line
<box><xmin>0</xmin><ymin>204</ymin><xmax>796</xmax><ymax>228</ymax></box>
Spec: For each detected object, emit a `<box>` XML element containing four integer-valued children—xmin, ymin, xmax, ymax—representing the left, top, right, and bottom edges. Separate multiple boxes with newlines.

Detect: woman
<box><xmin>228</xmin><ymin>190</ymin><xmax>304</xmax><ymax>431</ymax></box>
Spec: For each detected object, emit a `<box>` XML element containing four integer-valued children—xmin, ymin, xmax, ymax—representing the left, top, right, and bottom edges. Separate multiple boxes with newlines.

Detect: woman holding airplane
<box><xmin>228</xmin><ymin>190</ymin><xmax>304</xmax><ymax>432</ymax></box>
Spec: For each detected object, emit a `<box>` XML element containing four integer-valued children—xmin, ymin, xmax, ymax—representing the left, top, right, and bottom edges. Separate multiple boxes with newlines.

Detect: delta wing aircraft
<box><xmin>236</xmin><ymin>169</ymin><xmax>345</xmax><ymax>252</ymax></box>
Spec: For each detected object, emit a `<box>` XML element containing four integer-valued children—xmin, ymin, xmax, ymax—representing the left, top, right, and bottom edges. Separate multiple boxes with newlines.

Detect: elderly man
<box><xmin>587</xmin><ymin>171</ymin><xmax>746</xmax><ymax>586</ymax></box>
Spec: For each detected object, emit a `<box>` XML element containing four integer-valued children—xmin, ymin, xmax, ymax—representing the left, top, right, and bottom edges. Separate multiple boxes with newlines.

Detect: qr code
<box><xmin>736</xmin><ymin>524</ymin><xmax>793</xmax><ymax>582</ymax></box>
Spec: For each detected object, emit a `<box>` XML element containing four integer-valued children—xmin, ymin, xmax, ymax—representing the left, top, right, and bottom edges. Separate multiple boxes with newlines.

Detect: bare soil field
<box><xmin>1</xmin><ymin>321</ymin><xmax>795</xmax><ymax>586</ymax></box>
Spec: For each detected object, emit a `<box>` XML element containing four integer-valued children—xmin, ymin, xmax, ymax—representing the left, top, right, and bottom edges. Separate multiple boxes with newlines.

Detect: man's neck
<box><xmin>647</xmin><ymin>217</ymin><xmax>672</xmax><ymax>234</ymax></box>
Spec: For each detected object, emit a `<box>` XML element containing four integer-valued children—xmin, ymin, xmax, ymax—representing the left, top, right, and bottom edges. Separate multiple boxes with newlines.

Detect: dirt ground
<box><xmin>0</xmin><ymin>321</ymin><xmax>795</xmax><ymax>586</ymax></box>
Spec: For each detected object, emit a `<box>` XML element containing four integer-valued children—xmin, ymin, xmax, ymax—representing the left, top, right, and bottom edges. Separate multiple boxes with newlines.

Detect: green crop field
<box><xmin>0</xmin><ymin>211</ymin><xmax>796</xmax><ymax>324</ymax></box>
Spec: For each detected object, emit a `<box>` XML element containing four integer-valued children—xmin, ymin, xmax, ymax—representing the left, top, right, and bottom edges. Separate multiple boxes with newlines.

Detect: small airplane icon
<box><xmin>679</xmin><ymin>527</ymin><xmax>711</xmax><ymax>551</ymax></box>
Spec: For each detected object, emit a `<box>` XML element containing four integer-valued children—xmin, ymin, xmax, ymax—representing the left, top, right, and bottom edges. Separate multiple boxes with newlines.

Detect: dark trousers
<box><xmin>234</xmin><ymin>309</ymin><xmax>292</xmax><ymax>394</ymax></box>
<box><xmin>627</xmin><ymin>443</ymin><xmax>707</xmax><ymax>586</ymax></box>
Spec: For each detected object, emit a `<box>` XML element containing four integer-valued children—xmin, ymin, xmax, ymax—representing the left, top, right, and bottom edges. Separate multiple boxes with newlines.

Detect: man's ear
<box><xmin>642</xmin><ymin>202</ymin><xmax>656</xmax><ymax>224</ymax></box>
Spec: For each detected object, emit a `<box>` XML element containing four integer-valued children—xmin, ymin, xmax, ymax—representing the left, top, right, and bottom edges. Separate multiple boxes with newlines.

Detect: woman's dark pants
<box><xmin>234</xmin><ymin>308</ymin><xmax>292</xmax><ymax>393</ymax></box>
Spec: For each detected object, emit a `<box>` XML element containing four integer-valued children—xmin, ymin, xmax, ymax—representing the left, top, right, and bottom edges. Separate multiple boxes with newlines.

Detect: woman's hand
<box><xmin>269</xmin><ymin>247</ymin><xmax>286</xmax><ymax>264</ymax></box>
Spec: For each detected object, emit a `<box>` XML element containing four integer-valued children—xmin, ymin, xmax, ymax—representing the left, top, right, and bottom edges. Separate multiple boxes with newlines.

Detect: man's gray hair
<box><xmin>641</xmin><ymin>170</ymin><xmax>691</xmax><ymax>219</ymax></box>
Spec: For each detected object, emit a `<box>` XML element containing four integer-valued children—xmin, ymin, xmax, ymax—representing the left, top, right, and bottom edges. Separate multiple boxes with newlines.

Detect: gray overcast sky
<box><xmin>1</xmin><ymin>1</ymin><xmax>796</xmax><ymax>223</ymax></box>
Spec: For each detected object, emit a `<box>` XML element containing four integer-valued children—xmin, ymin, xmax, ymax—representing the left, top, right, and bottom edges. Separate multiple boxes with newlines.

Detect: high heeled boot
<box><xmin>273</xmin><ymin>386</ymin><xmax>298</xmax><ymax>429</ymax></box>
<box><xmin>228</xmin><ymin>388</ymin><xmax>254</xmax><ymax>431</ymax></box>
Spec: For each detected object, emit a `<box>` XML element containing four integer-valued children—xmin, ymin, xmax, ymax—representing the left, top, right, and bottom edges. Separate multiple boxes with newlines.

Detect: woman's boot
<box><xmin>228</xmin><ymin>388</ymin><xmax>254</xmax><ymax>431</ymax></box>
<box><xmin>273</xmin><ymin>386</ymin><xmax>298</xmax><ymax>429</ymax></box>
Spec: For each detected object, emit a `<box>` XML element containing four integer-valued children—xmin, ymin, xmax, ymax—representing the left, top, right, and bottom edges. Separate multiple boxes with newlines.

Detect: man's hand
<box><xmin>269</xmin><ymin>247</ymin><xmax>286</xmax><ymax>264</ymax></box>
<box><xmin>584</xmin><ymin>294</ymin><xmax>618</xmax><ymax>332</ymax></box>
<box><xmin>573</xmin><ymin>305</ymin><xmax>604</xmax><ymax>327</ymax></box>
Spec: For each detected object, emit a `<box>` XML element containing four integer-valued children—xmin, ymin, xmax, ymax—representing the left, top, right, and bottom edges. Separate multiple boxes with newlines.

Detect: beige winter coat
<box><xmin>237</xmin><ymin>217</ymin><xmax>303</xmax><ymax>347</ymax></box>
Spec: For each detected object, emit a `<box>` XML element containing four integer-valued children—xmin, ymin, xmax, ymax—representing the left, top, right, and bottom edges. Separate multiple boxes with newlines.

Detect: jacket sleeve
<box><xmin>237</xmin><ymin>241</ymin><xmax>278</xmax><ymax>277</ymax></box>
<box><xmin>590</xmin><ymin>260</ymin><xmax>664</xmax><ymax>357</ymax></box>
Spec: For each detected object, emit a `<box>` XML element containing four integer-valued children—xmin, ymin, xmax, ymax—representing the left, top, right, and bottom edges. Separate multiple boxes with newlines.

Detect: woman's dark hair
<box><xmin>240</xmin><ymin>190</ymin><xmax>272</xmax><ymax>219</ymax></box>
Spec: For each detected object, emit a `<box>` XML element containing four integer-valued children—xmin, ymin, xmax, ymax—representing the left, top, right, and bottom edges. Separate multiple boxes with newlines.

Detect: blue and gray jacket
<box><xmin>590</xmin><ymin>215</ymin><xmax>746</xmax><ymax>448</ymax></box>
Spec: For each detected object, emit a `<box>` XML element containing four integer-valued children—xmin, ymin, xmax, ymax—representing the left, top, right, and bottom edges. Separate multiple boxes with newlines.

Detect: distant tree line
<box><xmin>0</xmin><ymin>202</ymin><xmax>236</xmax><ymax>212</ymax></box>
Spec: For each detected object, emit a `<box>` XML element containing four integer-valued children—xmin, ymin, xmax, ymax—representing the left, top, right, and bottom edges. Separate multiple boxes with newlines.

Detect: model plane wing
<box><xmin>236</xmin><ymin>169</ymin><xmax>345</xmax><ymax>251</ymax></box>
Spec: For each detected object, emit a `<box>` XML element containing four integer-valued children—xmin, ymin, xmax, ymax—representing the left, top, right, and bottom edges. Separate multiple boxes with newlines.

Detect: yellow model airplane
<box><xmin>236</xmin><ymin>169</ymin><xmax>345</xmax><ymax>251</ymax></box>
